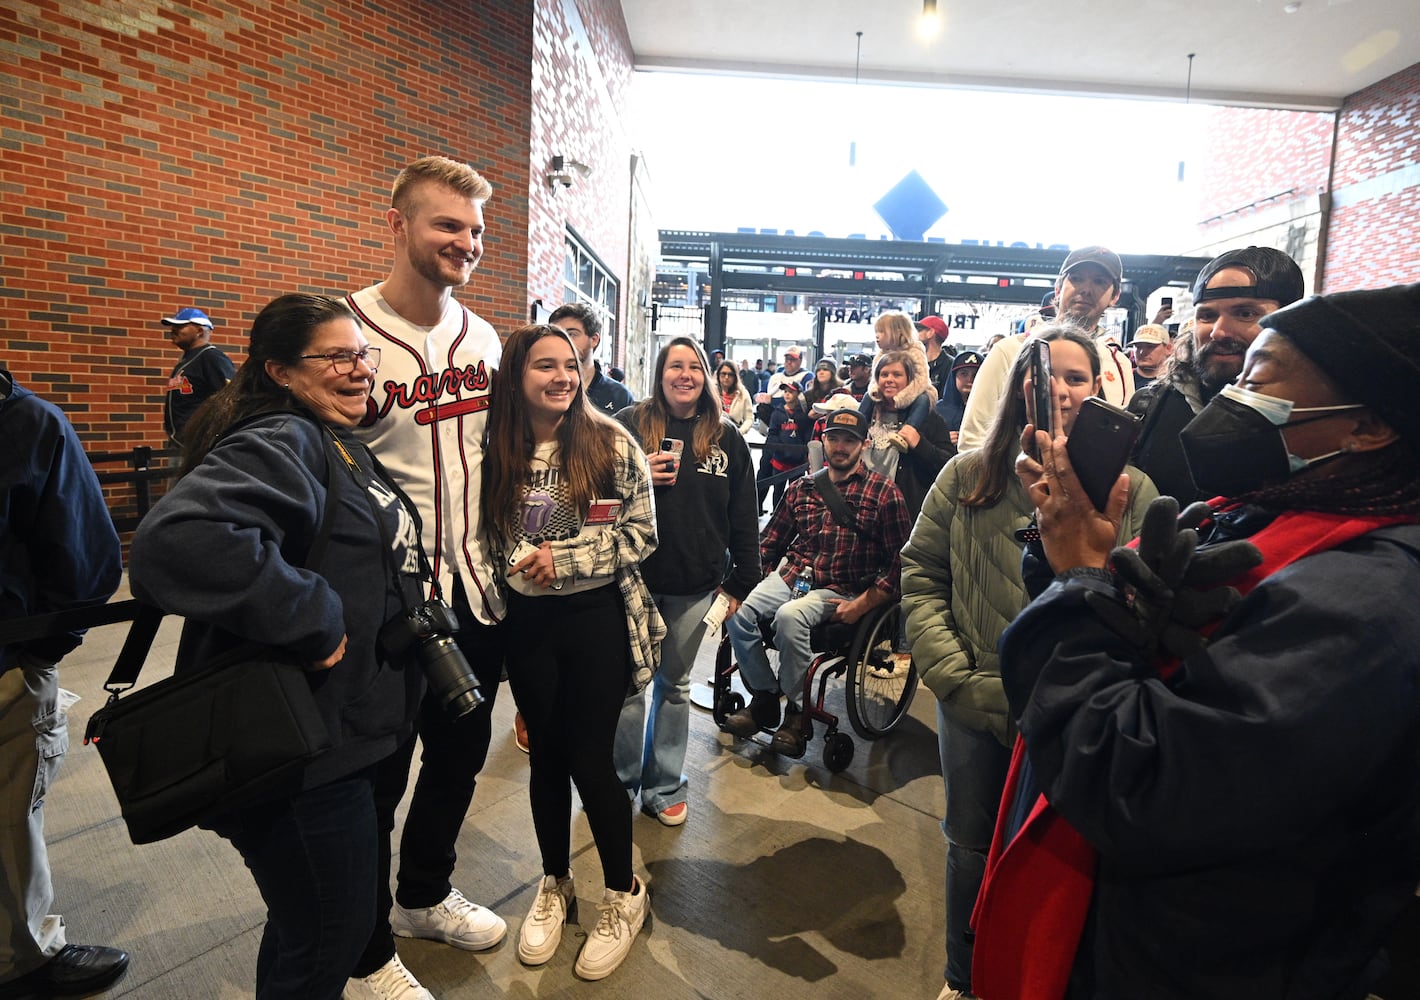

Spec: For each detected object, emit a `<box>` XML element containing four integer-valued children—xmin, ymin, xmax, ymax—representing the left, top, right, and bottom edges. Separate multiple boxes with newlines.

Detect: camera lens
<box><xmin>419</xmin><ymin>635</ymin><xmax>484</xmax><ymax>718</ymax></box>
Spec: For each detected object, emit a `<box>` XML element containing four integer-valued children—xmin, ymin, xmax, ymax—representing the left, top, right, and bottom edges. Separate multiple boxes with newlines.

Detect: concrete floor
<box><xmin>39</xmin><ymin>579</ymin><xmax>949</xmax><ymax>999</ymax></box>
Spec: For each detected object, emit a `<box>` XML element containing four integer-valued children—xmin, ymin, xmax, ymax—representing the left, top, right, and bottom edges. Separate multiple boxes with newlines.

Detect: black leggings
<box><xmin>504</xmin><ymin>585</ymin><xmax>634</xmax><ymax>892</ymax></box>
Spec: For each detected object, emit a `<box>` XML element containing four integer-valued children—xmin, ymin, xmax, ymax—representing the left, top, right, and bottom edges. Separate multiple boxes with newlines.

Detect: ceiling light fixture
<box><xmin>918</xmin><ymin>0</ymin><xmax>941</xmax><ymax>40</ymax></box>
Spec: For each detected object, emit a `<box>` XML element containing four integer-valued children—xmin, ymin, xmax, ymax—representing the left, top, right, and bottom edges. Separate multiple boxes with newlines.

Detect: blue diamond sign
<box><xmin>873</xmin><ymin>171</ymin><xmax>947</xmax><ymax>242</ymax></box>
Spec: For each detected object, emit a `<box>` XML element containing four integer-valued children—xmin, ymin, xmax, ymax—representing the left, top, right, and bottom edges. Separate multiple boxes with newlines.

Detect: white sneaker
<box><xmin>342</xmin><ymin>954</ymin><xmax>434</xmax><ymax>1000</ymax></box>
<box><xmin>935</xmin><ymin>984</ymin><xmax>977</xmax><ymax>1000</ymax></box>
<box><xmin>573</xmin><ymin>876</ymin><xmax>649</xmax><ymax>981</ymax></box>
<box><xmin>517</xmin><ymin>873</ymin><xmax>577</xmax><ymax>965</ymax></box>
<box><xmin>391</xmin><ymin>888</ymin><xmax>507</xmax><ymax>951</ymax></box>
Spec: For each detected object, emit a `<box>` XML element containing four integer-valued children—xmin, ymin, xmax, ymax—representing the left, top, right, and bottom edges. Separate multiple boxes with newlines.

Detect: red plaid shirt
<box><xmin>761</xmin><ymin>464</ymin><xmax>912</xmax><ymax>598</ymax></box>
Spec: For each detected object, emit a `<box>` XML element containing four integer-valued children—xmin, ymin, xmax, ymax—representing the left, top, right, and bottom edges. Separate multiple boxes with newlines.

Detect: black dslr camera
<box><xmin>381</xmin><ymin>599</ymin><xmax>484</xmax><ymax>718</ymax></box>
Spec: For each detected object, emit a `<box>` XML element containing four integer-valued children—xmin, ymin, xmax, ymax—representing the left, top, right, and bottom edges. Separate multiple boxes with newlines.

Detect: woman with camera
<box><xmin>129</xmin><ymin>294</ymin><xmax>426</xmax><ymax>999</ymax></box>
<box><xmin>482</xmin><ymin>324</ymin><xmax>662</xmax><ymax>981</ymax></box>
<box><xmin>613</xmin><ymin>337</ymin><xmax>760</xmax><ymax>828</ymax></box>
<box><xmin>900</xmin><ymin>325</ymin><xmax>1156</xmax><ymax>1000</ymax></box>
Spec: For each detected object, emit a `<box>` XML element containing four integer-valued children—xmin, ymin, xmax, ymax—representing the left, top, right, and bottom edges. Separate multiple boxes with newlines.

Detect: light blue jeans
<box><xmin>726</xmin><ymin>572</ymin><xmax>839</xmax><ymax>708</ymax></box>
<box><xmin>938</xmin><ymin>699</ymin><xmax>1012</xmax><ymax>991</ymax></box>
<box><xmin>614</xmin><ymin>591</ymin><xmax>716</xmax><ymax>814</ymax></box>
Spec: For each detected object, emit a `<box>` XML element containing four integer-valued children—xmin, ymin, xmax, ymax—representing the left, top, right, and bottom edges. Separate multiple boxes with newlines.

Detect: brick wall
<box><xmin>1323</xmin><ymin>61</ymin><xmax>1420</xmax><ymax>291</ymax></box>
<box><xmin>0</xmin><ymin>0</ymin><xmax>534</xmax><ymax>448</ymax></box>
<box><xmin>1192</xmin><ymin>62</ymin><xmax>1420</xmax><ymax>293</ymax></box>
<box><xmin>528</xmin><ymin>0</ymin><xmax>638</xmax><ymax>373</ymax></box>
<box><xmin>1194</xmin><ymin>107</ymin><xmax>1333</xmax><ymax>226</ymax></box>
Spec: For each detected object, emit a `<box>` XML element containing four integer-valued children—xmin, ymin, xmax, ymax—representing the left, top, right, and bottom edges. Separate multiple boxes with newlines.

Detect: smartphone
<box><xmin>660</xmin><ymin>437</ymin><xmax>684</xmax><ymax>484</ymax></box>
<box><xmin>1028</xmin><ymin>340</ymin><xmax>1053</xmax><ymax>457</ymax></box>
<box><xmin>1066</xmin><ymin>397</ymin><xmax>1142</xmax><ymax>511</ymax></box>
<box><xmin>508</xmin><ymin>539</ymin><xmax>538</xmax><ymax>566</ymax></box>
<box><xmin>1161</xmin><ymin>296</ymin><xmax>1174</xmax><ymax>309</ymax></box>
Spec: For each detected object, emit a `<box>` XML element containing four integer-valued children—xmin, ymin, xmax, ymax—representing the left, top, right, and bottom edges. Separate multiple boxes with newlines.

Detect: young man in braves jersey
<box><xmin>344</xmin><ymin>155</ymin><xmax>508</xmax><ymax>998</ymax></box>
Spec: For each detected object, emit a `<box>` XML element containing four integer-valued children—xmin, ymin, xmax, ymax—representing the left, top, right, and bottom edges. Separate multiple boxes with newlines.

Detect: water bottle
<box><xmin>791</xmin><ymin>564</ymin><xmax>813</xmax><ymax>599</ymax></box>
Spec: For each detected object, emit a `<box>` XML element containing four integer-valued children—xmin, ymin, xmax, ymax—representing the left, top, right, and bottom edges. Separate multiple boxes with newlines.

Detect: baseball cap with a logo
<box><xmin>822</xmin><ymin>409</ymin><xmax>868</xmax><ymax>440</ymax></box>
<box><xmin>161</xmin><ymin>307</ymin><xmax>213</xmax><ymax>328</ymax></box>
<box><xmin>951</xmin><ymin>351</ymin><xmax>984</xmax><ymax>373</ymax></box>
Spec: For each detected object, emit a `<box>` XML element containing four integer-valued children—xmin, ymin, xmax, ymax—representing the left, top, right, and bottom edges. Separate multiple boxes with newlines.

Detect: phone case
<box><xmin>1065</xmin><ymin>397</ymin><xmax>1141</xmax><ymax>511</ymax></box>
<box><xmin>1030</xmin><ymin>340</ymin><xmax>1054</xmax><ymax>446</ymax></box>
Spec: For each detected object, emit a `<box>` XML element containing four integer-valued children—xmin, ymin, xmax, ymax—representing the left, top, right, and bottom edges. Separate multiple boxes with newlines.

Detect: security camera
<box><xmin>546</xmin><ymin>171</ymin><xmax>574</xmax><ymax>189</ymax></box>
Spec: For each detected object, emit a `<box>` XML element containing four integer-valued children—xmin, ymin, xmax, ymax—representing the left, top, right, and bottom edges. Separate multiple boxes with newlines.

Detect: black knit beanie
<box><xmin>1261</xmin><ymin>282</ymin><xmax>1420</xmax><ymax>446</ymax></box>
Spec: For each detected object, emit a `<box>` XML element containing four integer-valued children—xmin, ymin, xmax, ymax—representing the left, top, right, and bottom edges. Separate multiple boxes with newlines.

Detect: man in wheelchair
<box><xmin>722</xmin><ymin>410</ymin><xmax>913</xmax><ymax>756</ymax></box>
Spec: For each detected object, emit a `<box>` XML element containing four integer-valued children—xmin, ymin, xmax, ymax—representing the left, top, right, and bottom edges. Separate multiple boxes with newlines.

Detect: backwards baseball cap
<box><xmin>1192</xmin><ymin>246</ymin><xmax>1305</xmax><ymax>307</ymax></box>
<box><xmin>1059</xmin><ymin>246</ymin><xmax>1123</xmax><ymax>291</ymax></box>
<box><xmin>161</xmin><ymin>307</ymin><xmax>213</xmax><ymax>328</ymax></box>
<box><xmin>848</xmin><ymin>353</ymin><xmax>873</xmax><ymax>368</ymax></box>
<box><xmin>1261</xmin><ymin>282</ymin><xmax>1420</xmax><ymax>447</ymax></box>
<box><xmin>821</xmin><ymin>408</ymin><xmax>869</xmax><ymax>440</ymax></box>
<box><xmin>917</xmin><ymin>315</ymin><xmax>950</xmax><ymax>340</ymax></box>
<box><xmin>1132</xmin><ymin>324</ymin><xmax>1170</xmax><ymax>346</ymax></box>
<box><xmin>951</xmin><ymin>351</ymin><xmax>984</xmax><ymax>373</ymax></box>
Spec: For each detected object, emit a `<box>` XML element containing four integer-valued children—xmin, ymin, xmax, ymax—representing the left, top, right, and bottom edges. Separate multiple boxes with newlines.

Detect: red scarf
<box><xmin>970</xmin><ymin>505</ymin><xmax>1417</xmax><ymax>1000</ymax></box>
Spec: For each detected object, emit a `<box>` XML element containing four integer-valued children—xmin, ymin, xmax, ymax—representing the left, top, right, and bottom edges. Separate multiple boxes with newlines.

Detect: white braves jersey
<box><xmin>347</xmin><ymin>285</ymin><xmax>505</xmax><ymax>624</ymax></box>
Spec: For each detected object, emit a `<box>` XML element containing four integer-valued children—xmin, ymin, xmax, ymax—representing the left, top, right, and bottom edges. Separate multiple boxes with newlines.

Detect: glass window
<box><xmin>563</xmin><ymin>231</ymin><xmax>619</xmax><ymax>345</ymax></box>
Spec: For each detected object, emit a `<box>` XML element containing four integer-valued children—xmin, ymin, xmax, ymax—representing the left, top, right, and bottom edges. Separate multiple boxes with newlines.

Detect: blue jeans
<box><xmin>727</xmin><ymin>573</ymin><xmax>838</xmax><ymax>707</ymax></box>
<box><xmin>937</xmin><ymin>699</ymin><xmax>1011</xmax><ymax>991</ymax></box>
<box><xmin>614</xmin><ymin>591</ymin><xmax>715</xmax><ymax>813</ymax></box>
<box><xmin>216</xmin><ymin>771</ymin><xmax>379</xmax><ymax>1000</ymax></box>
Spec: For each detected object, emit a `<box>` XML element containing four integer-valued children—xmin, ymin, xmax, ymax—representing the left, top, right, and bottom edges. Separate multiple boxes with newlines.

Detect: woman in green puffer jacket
<box><xmin>901</xmin><ymin>325</ymin><xmax>1157</xmax><ymax>1000</ymax></box>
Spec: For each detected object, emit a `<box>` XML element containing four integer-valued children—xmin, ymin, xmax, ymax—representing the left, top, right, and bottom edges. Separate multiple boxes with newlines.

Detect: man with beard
<box><xmin>343</xmin><ymin>155</ymin><xmax>508</xmax><ymax>999</ymax></box>
<box><xmin>722</xmin><ymin>409</ymin><xmax>911</xmax><ymax>757</ymax></box>
<box><xmin>957</xmin><ymin>246</ymin><xmax>1134</xmax><ymax>450</ymax></box>
<box><xmin>1127</xmin><ymin>247</ymin><xmax>1305</xmax><ymax>504</ymax></box>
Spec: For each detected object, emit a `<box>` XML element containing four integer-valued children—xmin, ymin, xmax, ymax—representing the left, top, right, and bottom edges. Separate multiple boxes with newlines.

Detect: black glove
<box><xmin>1085</xmin><ymin>496</ymin><xmax>1263</xmax><ymax>661</ymax></box>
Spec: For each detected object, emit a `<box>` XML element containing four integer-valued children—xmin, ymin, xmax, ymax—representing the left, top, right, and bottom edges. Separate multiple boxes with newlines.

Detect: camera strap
<box><xmin>811</xmin><ymin>468</ymin><xmax>875</xmax><ymax>545</ymax></box>
<box><xmin>329</xmin><ymin>431</ymin><xmax>439</xmax><ymax>617</ymax></box>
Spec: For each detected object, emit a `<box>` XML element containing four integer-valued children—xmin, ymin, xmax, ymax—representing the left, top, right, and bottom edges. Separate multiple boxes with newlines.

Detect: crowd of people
<box><xmin>3</xmin><ymin>151</ymin><xmax>1418</xmax><ymax>1000</ymax></box>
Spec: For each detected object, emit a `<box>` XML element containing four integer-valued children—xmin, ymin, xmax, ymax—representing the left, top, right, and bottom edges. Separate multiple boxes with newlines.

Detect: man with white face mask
<box><xmin>1127</xmin><ymin>246</ymin><xmax>1305</xmax><ymax>505</ymax></box>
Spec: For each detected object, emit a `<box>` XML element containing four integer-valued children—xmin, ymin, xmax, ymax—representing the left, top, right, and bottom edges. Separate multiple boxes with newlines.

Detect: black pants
<box><xmin>354</xmin><ymin>576</ymin><xmax>505</xmax><ymax>976</ymax></box>
<box><xmin>218</xmin><ymin>771</ymin><xmax>378</xmax><ymax>1000</ymax></box>
<box><xmin>504</xmin><ymin>585</ymin><xmax>634</xmax><ymax>892</ymax></box>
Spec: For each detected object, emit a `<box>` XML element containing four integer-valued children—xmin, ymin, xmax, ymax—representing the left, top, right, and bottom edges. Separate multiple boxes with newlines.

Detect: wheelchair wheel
<box><xmin>822</xmin><ymin>731</ymin><xmax>854</xmax><ymax>772</ymax></box>
<box><xmin>844</xmin><ymin>603</ymin><xmax>919</xmax><ymax>740</ymax></box>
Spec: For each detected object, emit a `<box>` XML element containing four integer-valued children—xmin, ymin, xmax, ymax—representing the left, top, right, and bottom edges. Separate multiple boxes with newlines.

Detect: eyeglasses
<box><xmin>298</xmin><ymin>348</ymin><xmax>380</xmax><ymax>374</ymax></box>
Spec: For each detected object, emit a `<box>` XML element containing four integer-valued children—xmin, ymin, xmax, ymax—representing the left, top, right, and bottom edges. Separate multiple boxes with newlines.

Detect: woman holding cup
<box><xmin>614</xmin><ymin>337</ymin><xmax>760</xmax><ymax>826</ymax></box>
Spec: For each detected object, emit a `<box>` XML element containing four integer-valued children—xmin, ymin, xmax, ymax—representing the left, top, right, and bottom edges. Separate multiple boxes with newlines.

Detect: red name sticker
<box><xmin>585</xmin><ymin>499</ymin><xmax>622</xmax><ymax>525</ymax></box>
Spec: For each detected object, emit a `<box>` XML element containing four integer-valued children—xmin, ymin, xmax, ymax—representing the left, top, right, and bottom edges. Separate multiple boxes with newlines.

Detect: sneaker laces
<box><xmin>592</xmin><ymin>899</ymin><xmax>629</xmax><ymax>942</ymax></box>
<box><xmin>532</xmin><ymin>878</ymin><xmax>566</xmax><ymax>922</ymax></box>
<box><xmin>370</xmin><ymin>955</ymin><xmax>422</xmax><ymax>993</ymax></box>
<box><xmin>439</xmin><ymin>888</ymin><xmax>479</xmax><ymax>920</ymax></box>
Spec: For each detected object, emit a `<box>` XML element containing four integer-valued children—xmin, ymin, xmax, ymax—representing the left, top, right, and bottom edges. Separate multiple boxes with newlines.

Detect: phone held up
<box><xmin>1028</xmin><ymin>340</ymin><xmax>1054</xmax><ymax>458</ymax></box>
<box><xmin>660</xmin><ymin>437</ymin><xmax>685</xmax><ymax>485</ymax></box>
<box><xmin>1065</xmin><ymin>397</ymin><xmax>1142</xmax><ymax>512</ymax></box>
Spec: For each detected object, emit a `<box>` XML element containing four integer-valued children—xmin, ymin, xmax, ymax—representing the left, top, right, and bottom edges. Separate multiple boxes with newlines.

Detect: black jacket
<box><xmin>616</xmin><ymin>411</ymin><xmax>761</xmax><ymax>600</ymax></box>
<box><xmin>131</xmin><ymin>411</ymin><xmax>424</xmax><ymax>790</ymax></box>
